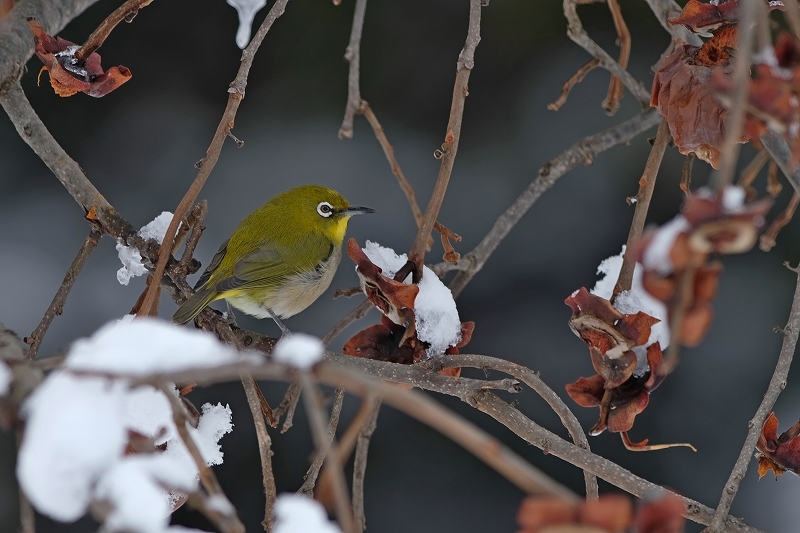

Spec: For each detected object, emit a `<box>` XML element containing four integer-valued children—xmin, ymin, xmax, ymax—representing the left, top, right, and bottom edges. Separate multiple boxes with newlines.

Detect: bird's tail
<box><xmin>172</xmin><ymin>287</ymin><xmax>219</xmax><ymax>324</ymax></box>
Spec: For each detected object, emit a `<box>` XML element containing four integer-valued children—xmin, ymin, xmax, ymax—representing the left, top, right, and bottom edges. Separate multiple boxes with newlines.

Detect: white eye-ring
<box><xmin>317</xmin><ymin>202</ymin><xmax>333</xmax><ymax>217</ymax></box>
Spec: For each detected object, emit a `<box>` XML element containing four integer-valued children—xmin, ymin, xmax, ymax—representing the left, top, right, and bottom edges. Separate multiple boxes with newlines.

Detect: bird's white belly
<box><xmin>227</xmin><ymin>246</ymin><xmax>341</xmax><ymax>319</ymax></box>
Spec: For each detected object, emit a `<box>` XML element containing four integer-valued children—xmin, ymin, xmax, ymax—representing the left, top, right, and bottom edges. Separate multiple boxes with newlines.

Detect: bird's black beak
<box><xmin>341</xmin><ymin>206</ymin><xmax>377</xmax><ymax>216</ymax></box>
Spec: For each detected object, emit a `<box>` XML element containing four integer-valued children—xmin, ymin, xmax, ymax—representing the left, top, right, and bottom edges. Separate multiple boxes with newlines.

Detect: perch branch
<box><xmin>614</xmin><ymin>118</ymin><xmax>670</xmax><ymax>297</ymax></box>
<box><xmin>438</xmin><ymin>108</ymin><xmax>661</xmax><ymax>297</ymax></box>
<box><xmin>406</xmin><ymin>0</ymin><xmax>483</xmax><ymax>282</ymax></box>
<box><xmin>25</xmin><ymin>229</ymin><xmax>100</xmax><ymax>359</ymax></box>
<box><xmin>705</xmin><ymin>263</ymin><xmax>800</xmax><ymax>532</ymax></box>
<box><xmin>136</xmin><ymin>0</ymin><xmax>290</xmax><ymax>316</ymax></box>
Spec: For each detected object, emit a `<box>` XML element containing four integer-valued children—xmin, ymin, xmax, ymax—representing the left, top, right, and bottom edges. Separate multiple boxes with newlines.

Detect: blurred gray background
<box><xmin>3</xmin><ymin>0</ymin><xmax>800</xmax><ymax>531</ymax></box>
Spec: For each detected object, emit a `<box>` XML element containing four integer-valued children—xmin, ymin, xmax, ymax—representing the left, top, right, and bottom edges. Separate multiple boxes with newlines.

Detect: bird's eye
<box><xmin>317</xmin><ymin>202</ymin><xmax>333</xmax><ymax>217</ymax></box>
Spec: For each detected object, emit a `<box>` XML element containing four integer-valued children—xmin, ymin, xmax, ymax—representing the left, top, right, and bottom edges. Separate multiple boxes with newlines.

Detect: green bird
<box><xmin>172</xmin><ymin>184</ymin><xmax>375</xmax><ymax>333</ymax></box>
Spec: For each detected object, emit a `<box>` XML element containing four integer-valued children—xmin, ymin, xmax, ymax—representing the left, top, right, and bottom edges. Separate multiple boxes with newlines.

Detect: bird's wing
<box><xmin>193</xmin><ymin>238</ymin><xmax>230</xmax><ymax>290</ymax></box>
<box><xmin>214</xmin><ymin>235</ymin><xmax>332</xmax><ymax>293</ymax></box>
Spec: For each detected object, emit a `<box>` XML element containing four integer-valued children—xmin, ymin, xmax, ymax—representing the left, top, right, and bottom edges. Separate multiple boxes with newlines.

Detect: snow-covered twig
<box><xmin>25</xmin><ymin>229</ymin><xmax>100</xmax><ymax>359</ymax></box>
<box><xmin>158</xmin><ymin>382</ymin><xmax>245</xmax><ymax>533</ymax></box>
<box><xmin>437</xmin><ymin>108</ymin><xmax>662</xmax><ymax>297</ymax></box>
<box><xmin>135</xmin><ymin>0</ymin><xmax>291</xmax><ymax>317</ymax></box>
<box><xmin>406</xmin><ymin>0</ymin><xmax>483</xmax><ymax>282</ymax></box>
<box><xmin>614</xmin><ymin>118</ymin><xmax>670</xmax><ymax>297</ymax></box>
<box><xmin>706</xmin><ymin>263</ymin><xmax>800</xmax><ymax>532</ymax></box>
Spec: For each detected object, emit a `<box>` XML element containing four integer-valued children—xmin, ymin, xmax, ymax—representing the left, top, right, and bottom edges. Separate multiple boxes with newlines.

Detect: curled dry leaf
<box><xmin>667</xmin><ymin>0</ymin><xmax>739</xmax><ymax>35</ymax></box>
<box><xmin>517</xmin><ymin>493</ymin><xmax>684</xmax><ymax>533</ymax></box>
<box><xmin>28</xmin><ymin>18</ymin><xmax>131</xmax><ymax>98</ymax></box>
<box><xmin>632</xmin><ymin>188</ymin><xmax>771</xmax><ymax>346</ymax></box>
<box><xmin>651</xmin><ymin>25</ymin><xmax>740</xmax><ymax>168</ymax></box>
<box><xmin>567</xmin><ymin>342</ymin><xmax>666</xmax><ymax>437</ymax></box>
<box><xmin>343</xmin><ymin>239</ymin><xmax>473</xmax><ymax>382</ymax></box>
<box><xmin>756</xmin><ymin>412</ymin><xmax>800</xmax><ymax>478</ymax></box>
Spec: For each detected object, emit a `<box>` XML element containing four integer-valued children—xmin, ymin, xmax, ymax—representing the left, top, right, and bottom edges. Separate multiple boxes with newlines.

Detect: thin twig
<box><xmin>361</xmin><ymin>104</ymin><xmax>425</xmax><ymax>229</ymax></box>
<box><xmin>614</xmin><ymin>118</ymin><xmax>670</xmax><ymax>297</ymax></box>
<box><xmin>423</xmin><ymin>353</ymin><xmax>598</xmax><ymax>499</ymax></box>
<box><xmin>548</xmin><ymin>58</ymin><xmax>599</xmax><ymax>112</ymax></box>
<box><xmin>760</xmin><ymin>193</ymin><xmax>799</xmax><ymax>252</ymax></box>
<box><xmin>710</xmin><ymin>0</ymin><xmax>758</xmax><ymax>191</ymax></box>
<box><xmin>322</xmin><ymin>299</ymin><xmax>372</xmax><ymax>348</ymax></box>
<box><xmin>681</xmin><ymin>153</ymin><xmax>695</xmax><ymax>196</ymax></box>
<box><xmin>562</xmin><ymin>0</ymin><xmax>650</xmax><ymax>105</ymax></box>
<box><xmin>73</xmin><ymin>0</ymin><xmax>155</xmax><ymax>62</ymax></box>
<box><xmin>17</xmin><ymin>429</ymin><xmax>35</xmax><ymax>533</ymax></box>
<box><xmin>338</xmin><ymin>0</ymin><xmax>368</xmax><ymax>140</ymax></box>
<box><xmin>0</xmin><ymin>82</ymin><xmax>131</xmax><ymax>237</ymax></box>
<box><xmin>738</xmin><ymin>150</ymin><xmax>770</xmax><ymax>191</ymax></box>
<box><xmin>136</xmin><ymin>0</ymin><xmax>290</xmax><ymax>317</ymax></box>
<box><xmin>436</xmin><ymin>108</ymin><xmax>661</xmax><ymax>296</ymax></box>
<box><xmin>352</xmin><ymin>399</ymin><xmax>380</xmax><ymax>532</ymax></box>
<box><xmin>299</xmin><ymin>386</ymin><xmax>346</xmax><ymax>496</ymax></box>
<box><xmin>300</xmin><ymin>374</ymin><xmax>355</xmax><ymax>533</ymax></box>
<box><xmin>241</xmin><ymin>374</ymin><xmax>278</xmax><ymax>532</ymax></box>
<box><xmin>159</xmin><ymin>382</ymin><xmax>245</xmax><ymax>533</ymax></box>
<box><xmin>177</xmin><ymin>201</ymin><xmax>208</xmax><ymax>275</ymax></box>
<box><xmin>273</xmin><ymin>379</ymin><xmax>303</xmax><ymax>433</ymax></box>
<box><xmin>24</xmin><ymin>229</ymin><xmax>100</xmax><ymax>359</ymax></box>
<box><xmin>706</xmin><ymin>263</ymin><xmax>800</xmax><ymax>532</ymax></box>
<box><xmin>602</xmin><ymin>0</ymin><xmax>631</xmax><ymax>115</ymax></box>
<box><xmin>761</xmin><ymin>133</ymin><xmax>800</xmax><ymax>196</ymax></box>
<box><xmin>406</xmin><ymin>0</ymin><xmax>483</xmax><ymax>282</ymax></box>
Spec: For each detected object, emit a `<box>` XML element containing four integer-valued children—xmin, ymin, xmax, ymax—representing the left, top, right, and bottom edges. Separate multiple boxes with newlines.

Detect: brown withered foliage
<box><xmin>667</xmin><ymin>0</ymin><xmax>739</xmax><ymax>35</ymax></box>
<box><xmin>756</xmin><ymin>412</ymin><xmax>800</xmax><ymax>479</ymax></box>
<box><xmin>517</xmin><ymin>493</ymin><xmax>685</xmax><ymax>533</ymax></box>
<box><xmin>564</xmin><ymin>288</ymin><xmax>666</xmax><ymax>442</ymax></box>
<box><xmin>28</xmin><ymin>18</ymin><xmax>131</xmax><ymax>98</ymax></box>
<box><xmin>631</xmin><ymin>189</ymin><xmax>771</xmax><ymax>347</ymax></box>
<box><xmin>651</xmin><ymin>25</ymin><xmax>740</xmax><ymax>168</ymax></box>
<box><xmin>717</xmin><ymin>33</ymin><xmax>800</xmax><ymax>169</ymax></box>
<box><xmin>343</xmin><ymin>239</ymin><xmax>473</xmax><ymax>381</ymax></box>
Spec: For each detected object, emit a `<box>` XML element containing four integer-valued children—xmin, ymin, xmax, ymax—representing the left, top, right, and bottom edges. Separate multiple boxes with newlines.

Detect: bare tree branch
<box><xmin>338</xmin><ymin>0</ymin><xmax>367</xmax><ymax>140</ymax></box>
<box><xmin>406</xmin><ymin>0</ymin><xmax>483</xmax><ymax>281</ymax></box>
<box><xmin>614</xmin><ymin>117</ymin><xmax>670</xmax><ymax>297</ymax></box>
<box><xmin>299</xmin><ymin>386</ymin><xmax>346</xmax><ymax>496</ymax></box>
<box><xmin>136</xmin><ymin>0</ymin><xmax>290</xmax><ymax>316</ymax></box>
<box><xmin>705</xmin><ymin>263</ymin><xmax>800</xmax><ymax>532</ymax></box>
<box><xmin>438</xmin><ymin>108</ymin><xmax>661</xmax><ymax>297</ymax></box>
<box><xmin>423</xmin><ymin>353</ymin><xmax>598</xmax><ymax>499</ymax></box>
<box><xmin>73</xmin><ymin>0</ymin><xmax>155</xmax><ymax>61</ymax></box>
<box><xmin>24</xmin><ymin>229</ymin><xmax>100</xmax><ymax>359</ymax></box>
<box><xmin>709</xmin><ymin>0</ymin><xmax>758</xmax><ymax>191</ymax></box>
<box><xmin>562</xmin><ymin>0</ymin><xmax>650</xmax><ymax>105</ymax></box>
<box><xmin>241</xmin><ymin>374</ymin><xmax>278</xmax><ymax>532</ymax></box>
<box><xmin>352</xmin><ymin>399</ymin><xmax>380</xmax><ymax>533</ymax></box>
<box><xmin>301</xmin><ymin>374</ymin><xmax>355</xmax><ymax>533</ymax></box>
